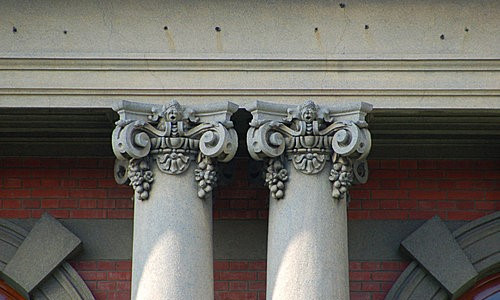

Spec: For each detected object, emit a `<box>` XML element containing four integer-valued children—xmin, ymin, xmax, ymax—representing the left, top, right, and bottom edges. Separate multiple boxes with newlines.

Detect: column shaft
<box><xmin>132</xmin><ymin>163</ymin><xmax>213</xmax><ymax>299</ymax></box>
<box><xmin>267</xmin><ymin>165</ymin><xmax>349</xmax><ymax>299</ymax></box>
<box><xmin>112</xmin><ymin>100</ymin><xmax>238</xmax><ymax>299</ymax></box>
<box><xmin>246</xmin><ymin>101</ymin><xmax>371</xmax><ymax>300</ymax></box>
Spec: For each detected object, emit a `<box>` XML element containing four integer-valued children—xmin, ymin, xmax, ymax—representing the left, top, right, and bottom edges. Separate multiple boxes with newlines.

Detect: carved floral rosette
<box><xmin>112</xmin><ymin>100</ymin><xmax>238</xmax><ymax>200</ymax></box>
<box><xmin>247</xmin><ymin>100</ymin><xmax>372</xmax><ymax>201</ymax></box>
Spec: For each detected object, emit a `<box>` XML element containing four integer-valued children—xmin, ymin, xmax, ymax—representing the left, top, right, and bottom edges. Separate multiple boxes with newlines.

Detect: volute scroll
<box><xmin>246</xmin><ymin>100</ymin><xmax>372</xmax><ymax>201</ymax></box>
<box><xmin>112</xmin><ymin>100</ymin><xmax>238</xmax><ymax>201</ymax></box>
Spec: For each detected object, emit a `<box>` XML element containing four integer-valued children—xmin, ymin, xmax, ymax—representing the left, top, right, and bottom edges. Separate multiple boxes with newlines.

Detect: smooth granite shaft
<box><xmin>131</xmin><ymin>163</ymin><xmax>213</xmax><ymax>300</ymax></box>
<box><xmin>267</xmin><ymin>164</ymin><xmax>349</xmax><ymax>300</ymax></box>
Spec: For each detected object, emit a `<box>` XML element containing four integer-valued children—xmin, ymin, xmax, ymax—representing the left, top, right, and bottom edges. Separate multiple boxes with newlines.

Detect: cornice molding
<box><xmin>1</xmin><ymin>57</ymin><xmax>499</xmax><ymax>71</ymax></box>
<box><xmin>0</xmin><ymin>89</ymin><xmax>498</xmax><ymax>110</ymax></box>
<box><xmin>0</xmin><ymin>57</ymin><xmax>498</xmax><ymax>110</ymax></box>
<box><xmin>2</xmin><ymin>88</ymin><xmax>498</xmax><ymax>96</ymax></box>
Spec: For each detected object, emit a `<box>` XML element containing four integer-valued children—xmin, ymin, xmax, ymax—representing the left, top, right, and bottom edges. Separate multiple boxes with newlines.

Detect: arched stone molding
<box><xmin>386</xmin><ymin>212</ymin><xmax>500</xmax><ymax>300</ymax></box>
<box><xmin>0</xmin><ymin>217</ymin><xmax>94</xmax><ymax>300</ymax></box>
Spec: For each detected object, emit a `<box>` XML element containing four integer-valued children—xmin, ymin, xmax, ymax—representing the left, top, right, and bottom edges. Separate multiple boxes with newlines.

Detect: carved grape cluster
<box><xmin>128</xmin><ymin>159</ymin><xmax>154</xmax><ymax>201</ymax></box>
<box><xmin>265</xmin><ymin>158</ymin><xmax>288</xmax><ymax>200</ymax></box>
<box><xmin>329</xmin><ymin>156</ymin><xmax>353</xmax><ymax>201</ymax></box>
<box><xmin>195</xmin><ymin>156</ymin><xmax>217</xmax><ymax>199</ymax></box>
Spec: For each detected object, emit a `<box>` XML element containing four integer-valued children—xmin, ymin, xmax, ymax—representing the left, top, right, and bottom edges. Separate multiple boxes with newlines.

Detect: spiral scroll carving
<box><xmin>247</xmin><ymin>122</ymin><xmax>286</xmax><ymax>161</ymax></box>
<box><xmin>247</xmin><ymin>100</ymin><xmax>372</xmax><ymax>201</ymax></box>
<box><xmin>332</xmin><ymin>124</ymin><xmax>371</xmax><ymax>160</ymax></box>
<box><xmin>112</xmin><ymin>100</ymin><xmax>238</xmax><ymax>201</ymax></box>
<box><xmin>200</xmin><ymin>124</ymin><xmax>238</xmax><ymax>162</ymax></box>
<box><xmin>112</xmin><ymin>121</ymin><xmax>152</xmax><ymax>161</ymax></box>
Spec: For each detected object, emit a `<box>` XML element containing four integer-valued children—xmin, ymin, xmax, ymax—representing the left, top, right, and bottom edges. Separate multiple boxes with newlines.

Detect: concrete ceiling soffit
<box><xmin>1</xmin><ymin>107</ymin><xmax>499</xmax><ymax>158</ymax></box>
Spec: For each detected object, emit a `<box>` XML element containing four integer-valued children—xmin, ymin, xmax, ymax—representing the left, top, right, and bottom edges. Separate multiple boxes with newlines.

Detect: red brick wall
<box><xmin>349</xmin><ymin>261</ymin><xmax>409</xmax><ymax>300</ymax></box>
<box><xmin>0</xmin><ymin>158</ymin><xmax>498</xmax><ymax>220</ymax></box>
<box><xmin>348</xmin><ymin>159</ymin><xmax>499</xmax><ymax>220</ymax></box>
<box><xmin>214</xmin><ymin>260</ymin><xmax>267</xmax><ymax>300</ymax></box>
<box><xmin>1</xmin><ymin>157</ymin><xmax>498</xmax><ymax>300</ymax></box>
<box><xmin>70</xmin><ymin>260</ymin><xmax>132</xmax><ymax>300</ymax></box>
<box><xmin>70</xmin><ymin>259</ymin><xmax>408</xmax><ymax>300</ymax></box>
<box><xmin>0</xmin><ymin>158</ymin><xmax>132</xmax><ymax>219</ymax></box>
<box><xmin>215</xmin><ymin>158</ymin><xmax>499</xmax><ymax>221</ymax></box>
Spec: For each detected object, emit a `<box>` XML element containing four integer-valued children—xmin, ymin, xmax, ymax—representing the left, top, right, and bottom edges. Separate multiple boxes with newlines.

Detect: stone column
<box><xmin>246</xmin><ymin>100</ymin><xmax>372</xmax><ymax>300</ymax></box>
<box><xmin>112</xmin><ymin>100</ymin><xmax>238</xmax><ymax>300</ymax></box>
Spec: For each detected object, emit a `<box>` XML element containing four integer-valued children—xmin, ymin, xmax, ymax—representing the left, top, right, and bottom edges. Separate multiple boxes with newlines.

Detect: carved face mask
<box><xmin>301</xmin><ymin>107</ymin><xmax>316</xmax><ymax>123</ymax></box>
<box><xmin>166</xmin><ymin>106</ymin><xmax>181</xmax><ymax>122</ymax></box>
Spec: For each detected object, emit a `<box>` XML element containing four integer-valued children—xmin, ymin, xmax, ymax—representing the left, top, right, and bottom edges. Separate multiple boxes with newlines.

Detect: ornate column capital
<box><xmin>112</xmin><ymin>100</ymin><xmax>239</xmax><ymax>200</ymax></box>
<box><xmin>246</xmin><ymin>100</ymin><xmax>372</xmax><ymax>201</ymax></box>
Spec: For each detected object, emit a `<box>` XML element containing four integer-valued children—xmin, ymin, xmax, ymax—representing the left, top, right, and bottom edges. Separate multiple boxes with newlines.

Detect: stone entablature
<box><xmin>111</xmin><ymin>100</ymin><xmax>238</xmax><ymax>200</ymax></box>
<box><xmin>246</xmin><ymin>100</ymin><xmax>372</xmax><ymax>201</ymax></box>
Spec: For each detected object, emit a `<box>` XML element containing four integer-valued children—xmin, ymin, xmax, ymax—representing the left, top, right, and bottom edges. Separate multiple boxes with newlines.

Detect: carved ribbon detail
<box><xmin>112</xmin><ymin>100</ymin><xmax>238</xmax><ymax>200</ymax></box>
<box><xmin>247</xmin><ymin>100</ymin><xmax>371</xmax><ymax>201</ymax></box>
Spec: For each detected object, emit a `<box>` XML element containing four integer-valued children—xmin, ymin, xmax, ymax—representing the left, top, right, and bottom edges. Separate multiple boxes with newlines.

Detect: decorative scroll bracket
<box><xmin>246</xmin><ymin>100</ymin><xmax>372</xmax><ymax>201</ymax></box>
<box><xmin>112</xmin><ymin>100</ymin><xmax>239</xmax><ymax>201</ymax></box>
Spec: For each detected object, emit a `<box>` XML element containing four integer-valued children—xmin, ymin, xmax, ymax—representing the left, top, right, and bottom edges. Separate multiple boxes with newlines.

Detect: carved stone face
<box><xmin>165</xmin><ymin>104</ymin><xmax>182</xmax><ymax>122</ymax></box>
<box><xmin>301</xmin><ymin>105</ymin><xmax>317</xmax><ymax>123</ymax></box>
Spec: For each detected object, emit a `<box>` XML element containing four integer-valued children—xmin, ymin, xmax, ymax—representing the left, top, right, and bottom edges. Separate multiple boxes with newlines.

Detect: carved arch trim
<box><xmin>0</xmin><ymin>219</ymin><xmax>94</xmax><ymax>300</ymax></box>
<box><xmin>386</xmin><ymin>212</ymin><xmax>500</xmax><ymax>300</ymax></box>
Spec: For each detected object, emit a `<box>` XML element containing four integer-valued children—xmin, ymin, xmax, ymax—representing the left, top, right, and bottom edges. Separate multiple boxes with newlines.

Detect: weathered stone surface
<box><xmin>3</xmin><ymin>0</ymin><xmax>498</xmax><ymax>58</ymax></box>
<box><xmin>1</xmin><ymin>0</ymin><xmax>499</xmax><ymax>110</ymax></box>
<box><xmin>348</xmin><ymin>220</ymin><xmax>465</xmax><ymax>261</ymax></box>
<box><xmin>214</xmin><ymin>220</ymin><xmax>268</xmax><ymax>260</ymax></box>
<box><xmin>3</xmin><ymin>213</ymin><xmax>81</xmax><ymax>294</ymax></box>
<box><xmin>31</xmin><ymin>263</ymin><xmax>95</xmax><ymax>300</ymax></box>
<box><xmin>0</xmin><ymin>219</ymin><xmax>93</xmax><ymax>300</ymax></box>
<box><xmin>61</xmin><ymin>219</ymin><xmax>133</xmax><ymax>260</ymax></box>
<box><xmin>401</xmin><ymin>216</ymin><xmax>478</xmax><ymax>297</ymax></box>
<box><xmin>406</xmin><ymin>274</ymin><xmax>443</xmax><ymax>300</ymax></box>
<box><xmin>454</xmin><ymin>211</ymin><xmax>500</xmax><ymax>273</ymax></box>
